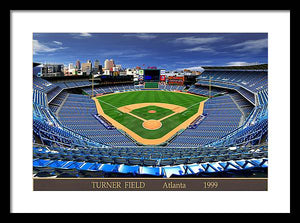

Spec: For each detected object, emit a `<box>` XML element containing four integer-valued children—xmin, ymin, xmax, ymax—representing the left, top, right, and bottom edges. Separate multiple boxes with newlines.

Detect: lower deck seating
<box><xmin>159</xmin><ymin>84</ymin><xmax>185</xmax><ymax>91</ymax></box>
<box><xmin>58</xmin><ymin>94</ymin><xmax>137</xmax><ymax>146</ymax></box>
<box><xmin>167</xmin><ymin>95</ymin><xmax>243</xmax><ymax>147</ymax></box>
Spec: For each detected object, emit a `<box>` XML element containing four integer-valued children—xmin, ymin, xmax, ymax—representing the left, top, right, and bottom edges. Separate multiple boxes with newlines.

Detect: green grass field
<box><xmin>144</xmin><ymin>82</ymin><xmax>159</xmax><ymax>88</ymax></box>
<box><xmin>97</xmin><ymin>91</ymin><xmax>207</xmax><ymax>140</ymax></box>
<box><xmin>131</xmin><ymin>105</ymin><xmax>174</xmax><ymax>120</ymax></box>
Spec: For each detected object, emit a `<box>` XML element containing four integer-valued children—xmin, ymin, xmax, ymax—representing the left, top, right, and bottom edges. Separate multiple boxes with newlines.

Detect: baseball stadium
<box><xmin>32</xmin><ymin>64</ymin><xmax>268</xmax><ymax>178</ymax></box>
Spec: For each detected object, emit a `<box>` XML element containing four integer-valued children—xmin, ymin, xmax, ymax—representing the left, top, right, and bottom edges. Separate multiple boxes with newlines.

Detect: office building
<box><xmin>104</xmin><ymin>59</ymin><xmax>115</xmax><ymax>70</ymax></box>
<box><xmin>68</xmin><ymin>63</ymin><xmax>74</xmax><ymax>70</ymax></box>
<box><xmin>75</xmin><ymin>60</ymin><xmax>81</xmax><ymax>69</ymax></box>
<box><xmin>81</xmin><ymin>60</ymin><xmax>92</xmax><ymax>75</ymax></box>
<box><xmin>41</xmin><ymin>64</ymin><xmax>64</xmax><ymax>77</ymax></box>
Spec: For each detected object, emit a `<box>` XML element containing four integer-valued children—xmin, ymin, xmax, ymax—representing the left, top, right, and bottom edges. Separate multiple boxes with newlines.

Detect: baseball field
<box><xmin>93</xmin><ymin>91</ymin><xmax>207</xmax><ymax>145</ymax></box>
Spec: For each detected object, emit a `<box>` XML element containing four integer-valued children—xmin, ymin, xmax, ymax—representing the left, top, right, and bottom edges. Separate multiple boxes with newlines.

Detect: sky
<box><xmin>33</xmin><ymin>33</ymin><xmax>268</xmax><ymax>71</ymax></box>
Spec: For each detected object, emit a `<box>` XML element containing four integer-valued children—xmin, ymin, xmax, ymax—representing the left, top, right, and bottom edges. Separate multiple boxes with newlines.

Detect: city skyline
<box><xmin>33</xmin><ymin>33</ymin><xmax>268</xmax><ymax>71</ymax></box>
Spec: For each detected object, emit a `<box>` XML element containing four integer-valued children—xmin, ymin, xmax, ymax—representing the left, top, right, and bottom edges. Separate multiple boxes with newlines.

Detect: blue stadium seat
<box><xmin>163</xmin><ymin>166</ymin><xmax>185</xmax><ymax>178</ymax></box>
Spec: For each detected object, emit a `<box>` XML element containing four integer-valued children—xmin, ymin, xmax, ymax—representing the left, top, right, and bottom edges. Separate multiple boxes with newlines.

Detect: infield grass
<box><xmin>131</xmin><ymin>105</ymin><xmax>174</xmax><ymax>120</ymax></box>
<box><xmin>97</xmin><ymin>91</ymin><xmax>207</xmax><ymax>139</ymax></box>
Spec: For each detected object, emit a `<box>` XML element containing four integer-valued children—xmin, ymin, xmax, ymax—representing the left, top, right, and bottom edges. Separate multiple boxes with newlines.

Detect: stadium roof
<box><xmin>33</xmin><ymin>62</ymin><xmax>41</xmax><ymax>67</ymax></box>
<box><xmin>202</xmin><ymin>64</ymin><xmax>268</xmax><ymax>70</ymax></box>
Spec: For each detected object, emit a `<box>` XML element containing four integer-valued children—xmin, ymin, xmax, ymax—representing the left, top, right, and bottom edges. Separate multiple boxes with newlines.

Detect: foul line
<box><xmin>97</xmin><ymin>98</ymin><xmax>119</xmax><ymax>110</ymax></box>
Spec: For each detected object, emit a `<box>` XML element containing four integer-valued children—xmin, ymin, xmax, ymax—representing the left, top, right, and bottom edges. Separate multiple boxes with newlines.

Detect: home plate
<box><xmin>142</xmin><ymin>120</ymin><xmax>162</xmax><ymax>130</ymax></box>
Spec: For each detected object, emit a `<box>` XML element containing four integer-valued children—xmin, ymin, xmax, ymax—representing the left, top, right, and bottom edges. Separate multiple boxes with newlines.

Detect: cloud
<box><xmin>175</xmin><ymin>60</ymin><xmax>212</xmax><ymax>65</ymax></box>
<box><xmin>53</xmin><ymin>41</ymin><xmax>63</xmax><ymax>45</ymax></box>
<box><xmin>176</xmin><ymin>66</ymin><xmax>205</xmax><ymax>72</ymax></box>
<box><xmin>79</xmin><ymin>32</ymin><xmax>92</xmax><ymax>37</ymax></box>
<box><xmin>123</xmin><ymin>33</ymin><xmax>157</xmax><ymax>40</ymax></box>
<box><xmin>100</xmin><ymin>50</ymin><xmax>149</xmax><ymax>58</ymax></box>
<box><xmin>121</xmin><ymin>53</ymin><xmax>149</xmax><ymax>58</ymax></box>
<box><xmin>173</xmin><ymin>36</ymin><xmax>223</xmax><ymax>45</ymax></box>
<box><xmin>226</xmin><ymin>61</ymin><xmax>259</xmax><ymax>66</ymax></box>
<box><xmin>33</xmin><ymin>39</ymin><xmax>67</xmax><ymax>54</ymax></box>
<box><xmin>230</xmin><ymin>38</ymin><xmax>268</xmax><ymax>53</ymax></box>
<box><xmin>173</xmin><ymin>36</ymin><xmax>223</xmax><ymax>53</ymax></box>
<box><xmin>181</xmin><ymin>46</ymin><xmax>215</xmax><ymax>53</ymax></box>
<box><xmin>71</xmin><ymin>33</ymin><xmax>93</xmax><ymax>38</ymax></box>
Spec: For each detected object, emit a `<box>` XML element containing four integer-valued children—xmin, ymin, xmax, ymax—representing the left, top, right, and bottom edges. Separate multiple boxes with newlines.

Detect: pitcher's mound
<box><xmin>148</xmin><ymin>110</ymin><xmax>157</xmax><ymax>113</ymax></box>
<box><xmin>142</xmin><ymin>120</ymin><xmax>162</xmax><ymax>130</ymax></box>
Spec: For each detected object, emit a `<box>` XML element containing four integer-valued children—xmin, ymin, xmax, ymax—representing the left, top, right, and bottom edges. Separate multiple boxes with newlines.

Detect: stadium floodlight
<box><xmin>91</xmin><ymin>73</ymin><xmax>94</xmax><ymax>97</ymax></box>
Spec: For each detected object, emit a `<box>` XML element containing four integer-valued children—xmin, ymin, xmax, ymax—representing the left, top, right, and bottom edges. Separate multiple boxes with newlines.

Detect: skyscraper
<box><xmin>75</xmin><ymin>60</ymin><xmax>81</xmax><ymax>69</ymax></box>
<box><xmin>94</xmin><ymin>59</ymin><xmax>100</xmax><ymax>68</ymax></box>
<box><xmin>68</xmin><ymin>63</ymin><xmax>74</xmax><ymax>70</ymax></box>
<box><xmin>81</xmin><ymin>60</ymin><xmax>92</xmax><ymax>75</ymax></box>
<box><xmin>93</xmin><ymin>59</ymin><xmax>100</xmax><ymax>73</ymax></box>
<box><xmin>104</xmin><ymin>59</ymin><xmax>115</xmax><ymax>70</ymax></box>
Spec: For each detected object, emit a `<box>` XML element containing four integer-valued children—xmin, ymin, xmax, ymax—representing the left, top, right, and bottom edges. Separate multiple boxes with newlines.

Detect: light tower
<box><xmin>91</xmin><ymin>72</ymin><xmax>94</xmax><ymax>98</ymax></box>
<box><xmin>209</xmin><ymin>76</ymin><xmax>212</xmax><ymax>98</ymax></box>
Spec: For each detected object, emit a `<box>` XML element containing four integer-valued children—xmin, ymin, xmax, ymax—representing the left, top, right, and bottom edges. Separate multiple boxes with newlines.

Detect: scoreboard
<box><xmin>167</xmin><ymin>76</ymin><xmax>185</xmax><ymax>85</ymax></box>
<box><xmin>143</xmin><ymin>69</ymin><xmax>160</xmax><ymax>88</ymax></box>
<box><xmin>144</xmin><ymin>69</ymin><xmax>160</xmax><ymax>82</ymax></box>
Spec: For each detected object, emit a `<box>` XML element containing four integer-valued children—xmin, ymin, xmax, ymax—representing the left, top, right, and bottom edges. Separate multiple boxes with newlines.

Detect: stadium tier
<box><xmin>81</xmin><ymin>84</ymin><xmax>144</xmax><ymax>95</ymax></box>
<box><xmin>80</xmin><ymin>83</ymin><xmax>186</xmax><ymax>96</ymax></box>
<box><xmin>32</xmin><ymin>68</ymin><xmax>268</xmax><ymax>178</ymax></box>
<box><xmin>33</xmin><ymin>144</ymin><xmax>267</xmax><ymax>178</ymax></box>
<box><xmin>50</xmin><ymin>80</ymin><xmax>93</xmax><ymax>89</ymax></box>
<box><xmin>197</xmin><ymin>69</ymin><xmax>268</xmax><ymax>93</ymax></box>
<box><xmin>58</xmin><ymin>94</ymin><xmax>136</xmax><ymax>146</ymax></box>
<box><xmin>167</xmin><ymin>94</ymin><xmax>243</xmax><ymax>147</ymax></box>
<box><xmin>188</xmin><ymin>85</ymin><xmax>227</xmax><ymax>97</ymax></box>
<box><xmin>33</xmin><ymin>76</ymin><xmax>58</xmax><ymax>93</ymax></box>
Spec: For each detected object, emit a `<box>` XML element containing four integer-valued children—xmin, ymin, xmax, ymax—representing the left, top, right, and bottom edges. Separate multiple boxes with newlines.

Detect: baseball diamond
<box><xmin>93</xmin><ymin>91</ymin><xmax>207</xmax><ymax>145</ymax></box>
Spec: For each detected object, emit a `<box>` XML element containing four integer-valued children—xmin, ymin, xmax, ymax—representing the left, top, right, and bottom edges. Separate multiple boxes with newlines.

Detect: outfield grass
<box><xmin>97</xmin><ymin>91</ymin><xmax>207</xmax><ymax>139</ymax></box>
